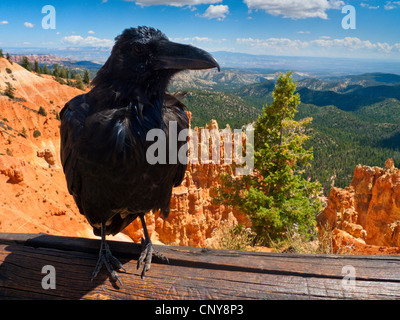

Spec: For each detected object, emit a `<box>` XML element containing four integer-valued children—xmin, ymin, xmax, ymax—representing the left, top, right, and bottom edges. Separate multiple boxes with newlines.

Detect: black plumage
<box><xmin>60</xmin><ymin>26</ymin><xmax>220</xmax><ymax>282</ymax></box>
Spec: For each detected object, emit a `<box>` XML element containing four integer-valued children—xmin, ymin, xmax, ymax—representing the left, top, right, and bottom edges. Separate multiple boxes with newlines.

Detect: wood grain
<box><xmin>1</xmin><ymin>233</ymin><xmax>400</xmax><ymax>300</ymax></box>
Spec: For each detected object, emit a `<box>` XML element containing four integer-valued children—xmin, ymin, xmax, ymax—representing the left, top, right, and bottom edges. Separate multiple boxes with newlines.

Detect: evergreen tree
<box><xmin>43</xmin><ymin>65</ymin><xmax>51</xmax><ymax>75</ymax></box>
<box><xmin>6</xmin><ymin>53</ymin><xmax>12</xmax><ymax>64</ymax></box>
<box><xmin>52</xmin><ymin>63</ymin><xmax>60</xmax><ymax>77</ymax></box>
<box><xmin>0</xmin><ymin>49</ymin><xmax>3</xmax><ymax>58</ymax></box>
<box><xmin>34</xmin><ymin>60</ymin><xmax>40</xmax><ymax>73</ymax></box>
<box><xmin>74</xmin><ymin>74</ymin><xmax>84</xmax><ymax>90</ymax></box>
<box><xmin>59</xmin><ymin>66</ymin><xmax>68</xmax><ymax>79</ymax></box>
<box><xmin>213</xmin><ymin>72</ymin><xmax>323</xmax><ymax>245</ymax></box>
<box><xmin>83</xmin><ymin>69</ymin><xmax>90</xmax><ymax>85</ymax></box>
<box><xmin>21</xmin><ymin>56</ymin><xmax>32</xmax><ymax>71</ymax></box>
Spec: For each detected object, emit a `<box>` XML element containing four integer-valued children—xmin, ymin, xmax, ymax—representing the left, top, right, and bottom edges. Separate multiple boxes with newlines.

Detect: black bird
<box><xmin>60</xmin><ymin>26</ymin><xmax>220</xmax><ymax>283</ymax></box>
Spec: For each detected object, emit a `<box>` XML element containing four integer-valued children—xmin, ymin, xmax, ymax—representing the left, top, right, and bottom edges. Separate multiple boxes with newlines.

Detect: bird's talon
<box><xmin>111</xmin><ymin>271</ymin><xmax>123</xmax><ymax>285</ymax></box>
<box><xmin>91</xmin><ymin>234</ymin><xmax>125</xmax><ymax>284</ymax></box>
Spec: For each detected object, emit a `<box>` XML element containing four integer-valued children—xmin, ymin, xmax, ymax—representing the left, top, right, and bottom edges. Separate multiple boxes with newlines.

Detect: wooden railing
<box><xmin>1</xmin><ymin>233</ymin><xmax>400</xmax><ymax>300</ymax></box>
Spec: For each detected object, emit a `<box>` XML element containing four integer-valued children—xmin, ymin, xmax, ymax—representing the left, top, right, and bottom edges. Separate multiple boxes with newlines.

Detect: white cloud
<box><xmin>236</xmin><ymin>36</ymin><xmax>400</xmax><ymax>56</ymax></box>
<box><xmin>236</xmin><ymin>37</ymin><xmax>310</xmax><ymax>54</ymax></box>
<box><xmin>311</xmin><ymin>37</ymin><xmax>378</xmax><ymax>51</ymax></box>
<box><xmin>202</xmin><ymin>4</ymin><xmax>229</xmax><ymax>20</ymax></box>
<box><xmin>0</xmin><ymin>21</ymin><xmax>8</xmax><ymax>25</ymax></box>
<box><xmin>243</xmin><ymin>0</ymin><xmax>344</xmax><ymax>19</ymax></box>
<box><xmin>126</xmin><ymin>0</ymin><xmax>222</xmax><ymax>6</ymax></box>
<box><xmin>62</xmin><ymin>35</ymin><xmax>114</xmax><ymax>47</ymax></box>
<box><xmin>384</xmin><ymin>1</ymin><xmax>400</xmax><ymax>10</ymax></box>
<box><xmin>192</xmin><ymin>36</ymin><xmax>212</xmax><ymax>41</ymax></box>
<box><xmin>172</xmin><ymin>36</ymin><xmax>227</xmax><ymax>43</ymax></box>
<box><xmin>361</xmin><ymin>3</ymin><xmax>379</xmax><ymax>9</ymax></box>
<box><xmin>24</xmin><ymin>22</ymin><xmax>34</xmax><ymax>28</ymax></box>
<box><xmin>297</xmin><ymin>31</ymin><xmax>310</xmax><ymax>34</ymax></box>
<box><xmin>88</xmin><ymin>30</ymin><xmax>95</xmax><ymax>34</ymax></box>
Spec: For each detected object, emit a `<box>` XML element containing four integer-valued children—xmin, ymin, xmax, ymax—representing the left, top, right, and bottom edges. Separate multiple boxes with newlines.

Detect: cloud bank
<box><xmin>244</xmin><ymin>0</ymin><xmax>344</xmax><ymax>19</ymax></box>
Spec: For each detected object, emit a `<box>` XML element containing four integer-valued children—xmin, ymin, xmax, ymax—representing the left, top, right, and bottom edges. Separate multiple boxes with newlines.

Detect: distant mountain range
<box><xmin>4</xmin><ymin>47</ymin><xmax>400</xmax><ymax>75</ymax></box>
<box><xmin>177</xmin><ymin>70</ymin><xmax>400</xmax><ymax>111</ymax></box>
<box><xmin>9</xmin><ymin>54</ymin><xmax>103</xmax><ymax>69</ymax></box>
<box><xmin>211</xmin><ymin>51</ymin><xmax>400</xmax><ymax>75</ymax></box>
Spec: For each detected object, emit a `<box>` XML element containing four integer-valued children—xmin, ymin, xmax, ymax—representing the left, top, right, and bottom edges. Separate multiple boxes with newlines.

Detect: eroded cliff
<box><xmin>317</xmin><ymin>159</ymin><xmax>400</xmax><ymax>254</ymax></box>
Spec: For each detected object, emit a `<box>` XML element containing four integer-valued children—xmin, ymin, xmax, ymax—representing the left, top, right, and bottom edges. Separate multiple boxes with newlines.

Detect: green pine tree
<box><xmin>74</xmin><ymin>74</ymin><xmax>84</xmax><ymax>90</ymax></box>
<box><xmin>0</xmin><ymin>49</ymin><xmax>4</xmax><ymax>58</ymax></box>
<box><xmin>53</xmin><ymin>64</ymin><xmax>60</xmax><ymax>77</ymax></box>
<box><xmin>34</xmin><ymin>60</ymin><xmax>40</xmax><ymax>73</ymax></box>
<box><xmin>213</xmin><ymin>72</ymin><xmax>323</xmax><ymax>245</ymax></box>
<box><xmin>6</xmin><ymin>53</ymin><xmax>12</xmax><ymax>64</ymax></box>
<box><xmin>21</xmin><ymin>56</ymin><xmax>32</xmax><ymax>71</ymax></box>
<box><xmin>60</xmin><ymin>66</ymin><xmax>68</xmax><ymax>79</ymax></box>
<box><xmin>43</xmin><ymin>65</ymin><xmax>51</xmax><ymax>75</ymax></box>
<box><xmin>83</xmin><ymin>69</ymin><xmax>90</xmax><ymax>86</ymax></box>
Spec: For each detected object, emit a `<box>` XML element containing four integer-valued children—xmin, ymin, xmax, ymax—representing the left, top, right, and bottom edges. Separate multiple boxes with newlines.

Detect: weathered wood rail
<box><xmin>1</xmin><ymin>233</ymin><xmax>400</xmax><ymax>300</ymax></box>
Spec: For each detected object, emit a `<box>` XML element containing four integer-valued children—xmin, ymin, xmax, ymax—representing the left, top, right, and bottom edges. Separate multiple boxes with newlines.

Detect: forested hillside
<box><xmin>181</xmin><ymin>89</ymin><xmax>260</xmax><ymax>128</ymax></box>
<box><xmin>176</xmin><ymin>71</ymin><xmax>400</xmax><ymax>195</ymax></box>
<box><xmin>296</xmin><ymin>102</ymin><xmax>400</xmax><ymax>193</ymax></box>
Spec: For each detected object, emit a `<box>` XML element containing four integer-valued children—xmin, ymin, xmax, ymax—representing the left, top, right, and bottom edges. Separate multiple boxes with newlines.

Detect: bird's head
<box><xmin>92</xmin><ymin>26</ymin><xmax>220</xmax><ymax>97</ymax></box>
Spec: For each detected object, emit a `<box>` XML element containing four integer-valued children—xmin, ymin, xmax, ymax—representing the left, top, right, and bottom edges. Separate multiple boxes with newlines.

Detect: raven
<box><xmin>60</xmin><ymin>26</ymin><xmax>220</xmax><ymax>283</ymax></box>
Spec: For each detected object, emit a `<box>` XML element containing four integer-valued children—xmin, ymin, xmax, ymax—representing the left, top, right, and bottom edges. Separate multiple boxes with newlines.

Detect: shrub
<box><xmin>4</xmin><ymin>82</ymin><xmax>15</xmax><ymax>99</ymax></box>
<box><xmin>212</xmin><ymin>223</ymin><xmax>256</xmax><ymax>251</ymax></box>
<box><xmin>21</xmin><ymin>127</ymin><xmax>27</xmax><ymax>138</ymax></box>
<box><xmin>38</xmin><ymin>106</ymin><xmax>47</xmax><ymax>117</ymax></box>
<box><xmin>33</xmin><ymin>130</ymin><xmax>41</xmax><ymax>138</ymax></box>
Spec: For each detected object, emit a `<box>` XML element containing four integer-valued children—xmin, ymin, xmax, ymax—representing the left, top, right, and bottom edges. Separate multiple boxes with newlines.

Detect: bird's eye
<box><xmin>133</xmin><ymin>43</ymin><xmax>145</xmax><ymax>55</ymax></box>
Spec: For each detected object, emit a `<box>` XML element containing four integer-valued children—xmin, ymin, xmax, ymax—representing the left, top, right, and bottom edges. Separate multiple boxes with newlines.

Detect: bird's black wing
<box><xmin>59</xmin><ymin>94</ymin><xmax>91</xmax><ymax>211</ymax></box>
<box><xmin>163</xmin><ymin>92</ymin><xmax>189</xmax><ymax>187</ymax></box>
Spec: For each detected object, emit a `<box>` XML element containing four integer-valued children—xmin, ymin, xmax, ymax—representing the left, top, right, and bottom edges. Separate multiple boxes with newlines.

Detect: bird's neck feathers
<box><xmin>90</xmin><ymin>61</ymin><xmax>172</xmax><ymax>113</ymax></box>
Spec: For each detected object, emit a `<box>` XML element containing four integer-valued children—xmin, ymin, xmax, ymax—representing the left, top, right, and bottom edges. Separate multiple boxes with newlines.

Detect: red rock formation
<box><xmin>122</xmin><ymin>113</ymin><xmax>250</xmax><ymax>247</ymax></box>
<box><xmin>0</xmin><ymin>58</ymin><xmax>99</xmax><ymax>238</ymax></box>
<box><xmin>317</xmin><ymin>159</ymin><xmax>400</xmax><ymax>254</ymax></box>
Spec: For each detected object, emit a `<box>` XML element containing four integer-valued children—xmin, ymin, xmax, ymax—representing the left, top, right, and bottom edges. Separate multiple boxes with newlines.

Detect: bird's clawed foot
<box><xmin>137</xmin><ymin>237</ymin><xmax>169</xmax><ymax>278</ymax></box>
<box><xmin>91</xmin><ymin>240</ymin><xmax>126</xmax><ymax>285</ymax></box>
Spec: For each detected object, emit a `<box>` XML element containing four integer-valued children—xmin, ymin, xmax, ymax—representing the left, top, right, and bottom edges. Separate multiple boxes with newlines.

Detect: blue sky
<box><xmin>1</xmin><ymin>0</ymin><xmax>400</xmax><ymax>61</ymax></box>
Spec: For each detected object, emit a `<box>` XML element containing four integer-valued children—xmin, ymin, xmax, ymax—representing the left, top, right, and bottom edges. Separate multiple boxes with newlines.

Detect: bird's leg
<box><xmin>137</xmin><ymin>215</ymin><xmax>169</xmax><ymax>278</ymax></box>
<box><xmin>91</xmin><ymin>221</ymin><xmax>126</xmax><ymax>285</ymax></box>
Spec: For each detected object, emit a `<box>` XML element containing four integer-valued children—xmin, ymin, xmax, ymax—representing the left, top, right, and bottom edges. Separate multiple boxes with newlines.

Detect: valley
<box><xmin>169</xmin><ymin>69</ymin><xmax>400</xmax><ymax>195</ymax></box>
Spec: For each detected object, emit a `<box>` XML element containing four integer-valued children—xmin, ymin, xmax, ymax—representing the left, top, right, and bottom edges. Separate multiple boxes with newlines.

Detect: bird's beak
<box><xmin>155</xmin><ymin>41</ymin><xmax>220</xmax><ymax>72</ymax></box>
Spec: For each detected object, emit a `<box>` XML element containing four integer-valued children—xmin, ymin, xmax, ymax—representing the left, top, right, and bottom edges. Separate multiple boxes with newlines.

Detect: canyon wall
<box><xmin>317</xmin><ymin>159</ymin><xmax>400</xmax><ymax>254</ymax></box>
